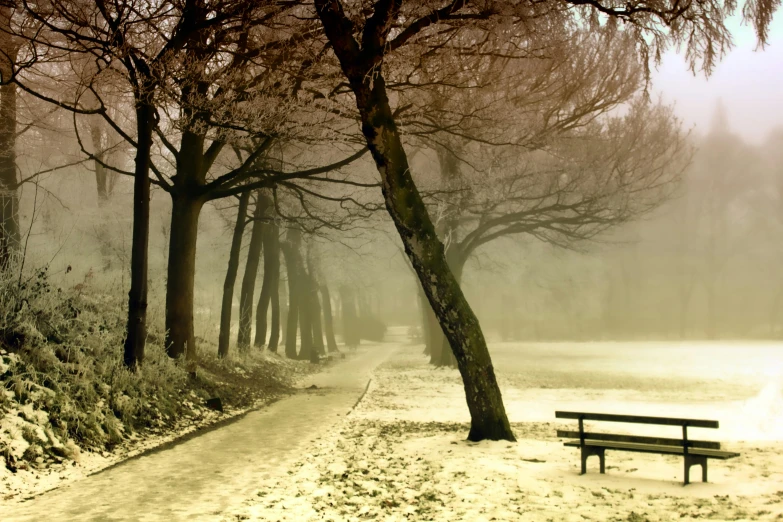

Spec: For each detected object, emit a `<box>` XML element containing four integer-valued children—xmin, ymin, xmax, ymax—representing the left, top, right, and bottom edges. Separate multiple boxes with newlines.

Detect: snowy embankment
<box><xmin>1</xmin><ymin>340</ymin><xmax>317</xmax><ymax>504</ymax></box>
<box><xmin>227</xmin><ymin>342</ymin><xmax>783</xmax><ymax>522</ymax></box>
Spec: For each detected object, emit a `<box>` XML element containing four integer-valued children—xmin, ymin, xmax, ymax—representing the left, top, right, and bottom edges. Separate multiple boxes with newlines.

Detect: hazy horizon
<box><xmin>653</xmin><ymin>14</ymin><xmax>783</xmax><ymax>144</ymax></box>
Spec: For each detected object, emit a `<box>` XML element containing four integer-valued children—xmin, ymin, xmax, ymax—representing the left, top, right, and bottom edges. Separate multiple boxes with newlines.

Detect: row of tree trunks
<box><xmin>255</xmin><ymin>219</ymin><xmax>281</xmax><ymax>351</ymax></box>
<box><xmin>292</xmin><ymin>232</ymin><xmax>316</xmax><ymax>362</ymax></box>
<box><xmin>218</xmin><ymin>192</ymin><xmax>251</xmax><ymax>358</ymax></box>
<box><xmin>277</xmin><ymin>226</ymin><xmax>342</xmax><ymax>361</ymax></box>
<box><xmin>217</xmin><ymin>205</ymin><xmax>338</xmax><ymax>359</ymax></box>
<box><xmin>237</xmin><ymin>192</ymin><xmax>269</xmax><ymax>350</ymax></box>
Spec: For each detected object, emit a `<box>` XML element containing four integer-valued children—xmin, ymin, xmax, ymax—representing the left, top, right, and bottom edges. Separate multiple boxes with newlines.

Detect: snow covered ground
<box><xmin>1</xmin><ymin>346</ymin><xmax>391</xmax><ymax>520</ymax></box>
<box><xmin>226</xmin><ymin>340</ymin><xmax>783</xmax><ymax>522</ymax></box>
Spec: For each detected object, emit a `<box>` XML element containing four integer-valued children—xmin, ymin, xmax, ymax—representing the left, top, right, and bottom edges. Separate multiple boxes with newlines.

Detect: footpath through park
<box><xmin>3</xmin><ymin>345</ymin><xmax>393</xmax><ymax>521</ymax></box>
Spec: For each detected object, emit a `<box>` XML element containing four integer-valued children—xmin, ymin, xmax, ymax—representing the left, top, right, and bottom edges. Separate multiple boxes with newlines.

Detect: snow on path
<box><xmin>3</xmin><ymin>345</ymin><xmax>394</xmax><ymax>522</ymax></box>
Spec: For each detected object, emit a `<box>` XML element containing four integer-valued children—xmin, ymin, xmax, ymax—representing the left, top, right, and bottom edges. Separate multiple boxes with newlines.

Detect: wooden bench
<box><xmin>555</xmin><ymin>411</ymin><xmax>740</xmax><ymax>485</ymax></box>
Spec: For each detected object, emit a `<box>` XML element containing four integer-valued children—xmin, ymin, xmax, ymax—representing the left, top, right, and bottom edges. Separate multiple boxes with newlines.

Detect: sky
<box><xmin>652</xmin><ymin>14</ymin><xmax>783</xmax><ymax>145</ymax></box>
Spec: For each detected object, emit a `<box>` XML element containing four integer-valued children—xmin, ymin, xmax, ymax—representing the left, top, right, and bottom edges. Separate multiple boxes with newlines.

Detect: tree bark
<box><xmin>426</xmin><ymin>298</ymin><xmax>443</xmax><ymax>364</ymax></box>
<box><xmin>296</xmin><ymin>260</ymin><xmax>315</xmax><ymax>362</ymax></box>
<box><xmin>320</xmin><ymin>284</ymin><xmax>339</xmax><ymax>353</ymax></box>
<box><xmin>418</xmin><ymin>283</ymin><xmax>431</xmax><ymax>354</ymax></box>
<box><xmin>306</xmin><ymin>250</ymin><xmax>326</xmax><ymax>356</ymax></box>
<box><xmin>164</xmin><ymin>193</ymin><xmax>204</xmax><ymax>359</ymax></box>
<box><xmin>218</xmin><ymin>191</ymin><xmax>251</xmax><ymax>358</ymax></box>
<box><xmin>123</xmin><ymin>98</ymin><xmax>154</xmax><ymax>369</ymax></box>
<box><xmin>315</xmin><ymin>1</ymin><xmax>515</xmax><ymax>441</ymax></box>
<box><xmin>340</xmin><ymin>285</ymin><xmax>360</xmax><ymax>347</ymax></box>
<box><xmin>255</xmin><ymin>220</ymin><xmax>280</xmax><ymax>348</ymax></box>
<box><xmin>237</xmin><ymin>192</ymin><xmax>268</xmax><ymax>350</ymax></box>
<box><xmin>268</xmin><ymin>265</ymin><xmax>281</xmax><ymax>352</ymax></box>
<box><xmin>279</xmin><ymin>279</ymin><xmax>288</xmax><ymax>347</ymax></box>
<box><xmin>281</xmin><ymin>230</ymin><xmax>300</xmax><ymax>359</ymax></box>
<box><xmin>435</xmin><ymin>249</ymin><xmax>464</xmax><ymax>367</ymax></box>
<box><xmin>0</xmin><ymin>30</ymin><xmax>19</xmax><ymax>271</ymax></box>
<box><xmin>310</xmin><ymin>275</ymin><xmax>326</xmax><ymax>356</ymax></box>
<box><xmin>90</xmin><ymin>118</ymin><xmax>109</xmax><ymax>204</ymax></box>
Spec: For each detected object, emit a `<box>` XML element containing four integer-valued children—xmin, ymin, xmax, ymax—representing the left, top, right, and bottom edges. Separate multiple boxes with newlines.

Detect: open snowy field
<box><xmin>226</xmin><ymin>339</ymin><xmax>783</xmax><ymax>522</ymax></box>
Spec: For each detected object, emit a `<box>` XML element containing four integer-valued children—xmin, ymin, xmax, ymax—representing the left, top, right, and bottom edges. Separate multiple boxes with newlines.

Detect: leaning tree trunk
<box><xmin>255</xmin><ymin>220</ymin><xmax>280</xmax><ymax>347</ymax></box>
<box><xmin>320</xmin><ymin>284</ymin><xmax>339</xmax><ymax>353</ymax></box>
<box><xmin>418</xmin><ymin>284</ymin><xmax>431</xmax><ymax>354</ymax></box>
<box><xmin>237</xmin><ymin>192</ymin><xmax>267</xmax><ymax>350</ymax></box>
<box><xmin>123</xmin><ymin>97</ymin><xmax>154</xmax><ymax>369</ymax></box>
<box><xmin>316</xmin><ymin>3</ymin><xmax>514</xmax><ymax>441</ymax></box>
<box><xmin>427</xmin><ymin>300</ymin><xmax>443</xmax><ymax>365</ymax></box>
<box><xmin>165</xmin><ymin>193</ymin><xmax>204</xmax><ymax>360</ymax></box>
<box><xmin>436</xmin><ymin>249</ymin><xmax>465</xmax><ymax>368</ymax></box>
<box><xmin>218</xmin><ymin>191</ymin><xmax>251</xmax><ymax>358</ymax></box>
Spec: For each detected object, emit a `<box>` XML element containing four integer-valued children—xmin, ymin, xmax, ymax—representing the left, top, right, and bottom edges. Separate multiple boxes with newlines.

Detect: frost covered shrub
<box><xmin>1</xmin><ymin>263</ymin><xmax>309</xmax><ymax>472</ymax></box>
<box><xmin>0</xmin><ymin>265</ymin><xmax>191</xmax><ymax>468</ymax></box>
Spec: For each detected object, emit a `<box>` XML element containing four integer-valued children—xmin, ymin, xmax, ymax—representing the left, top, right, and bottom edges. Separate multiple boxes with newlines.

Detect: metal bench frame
<box><xmin>555</xmin><ymin>411</ymin><xmax>740</xmax><ymax>485</ymax></box>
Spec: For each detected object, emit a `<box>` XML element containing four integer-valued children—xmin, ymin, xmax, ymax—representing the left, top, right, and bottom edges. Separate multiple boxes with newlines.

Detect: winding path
<box><xmin>4</xmin><ymin>346</ymin><xmax>393</xmax><ymax>521</ymax></box>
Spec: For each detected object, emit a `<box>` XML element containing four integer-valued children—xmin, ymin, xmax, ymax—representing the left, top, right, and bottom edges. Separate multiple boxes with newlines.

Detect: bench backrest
<box><xmin>555</xmin><ymin>411</ymin><xmax>719</xmax><ymax>428</ymax></box>
<box><xmin>555</xmin><ymin>411</ymin><xmax>722</xmax><ymax>450</ymax></box>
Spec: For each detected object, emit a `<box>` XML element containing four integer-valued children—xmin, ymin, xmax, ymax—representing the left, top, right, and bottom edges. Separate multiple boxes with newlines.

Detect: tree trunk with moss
<box><xmin>316</xmin><ymin>1</ymin><xmax>515</xmax><ymax>441</ymax></box>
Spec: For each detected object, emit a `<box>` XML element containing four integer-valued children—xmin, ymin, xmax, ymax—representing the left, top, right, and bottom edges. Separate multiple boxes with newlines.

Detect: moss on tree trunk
<box><xmin>314</xmin><ymin>2</ymin><xmax>514</xmax><ymax>440</ymax></box>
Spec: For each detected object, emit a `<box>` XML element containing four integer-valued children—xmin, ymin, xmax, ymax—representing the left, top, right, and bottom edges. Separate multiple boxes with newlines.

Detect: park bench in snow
<box><xmin>555</xmin><ymin>411</ymin><xmax>740</xmax><ymax>485</ymax></box>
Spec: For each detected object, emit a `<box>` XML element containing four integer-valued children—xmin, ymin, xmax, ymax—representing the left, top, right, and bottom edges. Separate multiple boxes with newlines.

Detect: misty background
<box><xmin>18</xmin><ymin>95</ymin><xmax>783</xmax><ymax>344</ymax></box>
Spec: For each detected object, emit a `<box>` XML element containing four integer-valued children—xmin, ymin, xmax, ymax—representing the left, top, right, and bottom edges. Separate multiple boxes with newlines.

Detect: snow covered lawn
<box><xmin>227</xmin><ymin>342</ymin><xmax>783</xmax><ymax>522</ymax></box>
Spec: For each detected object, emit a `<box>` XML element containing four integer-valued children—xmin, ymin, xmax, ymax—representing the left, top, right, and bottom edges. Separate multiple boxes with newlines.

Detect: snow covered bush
<box><xmin>0</xmin><ymin>264</ymin><xmax>312</xmax><ymax>475</ymax></box>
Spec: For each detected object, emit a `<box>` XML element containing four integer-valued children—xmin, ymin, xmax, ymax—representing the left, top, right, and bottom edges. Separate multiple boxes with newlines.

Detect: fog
<box><xmin>20</xmin><ymin>108</ymin><xmax>783</xmax><ymax>344</ymax></box>
<box><xmin>2</xmin><ymin>2</ymin><xmax>783</xmax><ymax>520</ymax></box>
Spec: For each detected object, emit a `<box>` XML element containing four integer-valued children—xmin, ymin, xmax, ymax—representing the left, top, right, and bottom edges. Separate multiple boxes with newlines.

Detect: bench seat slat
<box><xmin>556</xmin><ymin>430</ymin><xmax>721</xmax><ymax>450</ymax></box>
<box><xmin>555</xmin><ymin>411</ymin><xmax>719</xmax><ymax>428</ymax></box>
<box><xmin>563</xmin><ymin>439</ymin><xmax>739</xmax><ymax>459</ymax></box>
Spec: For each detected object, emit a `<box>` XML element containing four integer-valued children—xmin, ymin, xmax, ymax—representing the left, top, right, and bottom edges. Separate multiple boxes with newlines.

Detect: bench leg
<box><xmin>580</xmin><ymin>446</ymin><xmax>588</xmax><ymax>475</ymax></box>
<box><xmin>580</xmin><ymin>446</ymin><xmax>606</xmax><ymax>475</ymax></box>
<box><xmin>598</xmin><ymin>448</ymin><xmax>606</xmax><ymax>474</ymax></box>
<box><xmin>684</xmin><ymin>455</ymin><xmax>708</xmax><ymax>486</ymax></box>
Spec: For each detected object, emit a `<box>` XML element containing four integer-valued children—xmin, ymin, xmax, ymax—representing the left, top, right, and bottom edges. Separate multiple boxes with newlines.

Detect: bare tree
<box><xmin>313</xmin><ymin>0</ymin><xmax>778</xmax><ymax>440</ymax></box>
